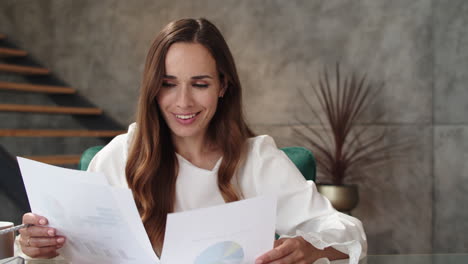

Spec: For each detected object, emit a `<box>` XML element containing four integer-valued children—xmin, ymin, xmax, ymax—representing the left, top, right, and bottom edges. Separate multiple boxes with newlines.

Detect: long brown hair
<box><xmin>125</xmin><ymin>18</ymin><xmax>254</xmax><ymax>254</ymax></box>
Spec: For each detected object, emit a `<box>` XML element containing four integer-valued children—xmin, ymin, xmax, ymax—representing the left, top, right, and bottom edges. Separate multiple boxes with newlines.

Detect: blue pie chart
<box><xmin>194</xmin><ymin>241</ymin><xmax>244</xmax><ymax>264</ymax></box>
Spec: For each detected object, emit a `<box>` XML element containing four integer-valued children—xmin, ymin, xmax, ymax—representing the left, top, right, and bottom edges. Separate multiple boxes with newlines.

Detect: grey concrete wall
<box><xmin>433</xmin><ymin>0</ymin><xmax>468</xmax><ymax>253</ymax></box>
<box><xmin>0</xmin><ymin>0</ymin><xmax>466</xmax><ymax>254</ymax></box>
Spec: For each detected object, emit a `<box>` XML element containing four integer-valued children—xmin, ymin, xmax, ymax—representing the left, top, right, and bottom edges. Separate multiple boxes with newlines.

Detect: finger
<box><xmin>19</xmin><ymin>225</ymin><xmax>56</xmax><ymax>237</ymax></box>
<box><xmin>274</xmin><ymin>238</ymin><xmax>287</xmax><ymax>248</ymax></box>
<box><xmin>22</xmin><ymin>245</ymin><xmax>60</xmax><ymax>259</ymax></box>
<box><xmin>24</xmin><ymin>236</ymin><xmax>66</xmax><ymax>248</ymax></box>
<box><xmin>256</xmin><ymin>240</ymin><xmax>295</xmax><ymax>264</ymax></box>
<box><xmin>22</xmin><ymin>213</ymin><xmax>48</xmax><ymax>226</ymax></box>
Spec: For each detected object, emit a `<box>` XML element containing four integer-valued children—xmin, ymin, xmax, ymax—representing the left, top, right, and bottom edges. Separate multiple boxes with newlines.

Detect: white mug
<box><xmin>0</xmin><ymin>221</ymin><xmax>15</xmax><ymax>259</ymax></box>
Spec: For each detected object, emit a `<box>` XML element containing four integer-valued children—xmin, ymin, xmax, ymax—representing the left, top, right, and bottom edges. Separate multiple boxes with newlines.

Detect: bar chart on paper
<box><xmin>194</xmin><ymin>241</ymin><xmax>245</xmax><ymax>264</ymax></box>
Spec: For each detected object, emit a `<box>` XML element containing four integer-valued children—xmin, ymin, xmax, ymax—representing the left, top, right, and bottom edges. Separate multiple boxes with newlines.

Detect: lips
<box><xmin>172</xmin><ymin>111</ymin><xmax>201</xmax><ymax>125</ymax></box>
<box><xmin>175</xmin><ymin>113</ymin><xmax>198</xmax><ymax>120</ymax></box>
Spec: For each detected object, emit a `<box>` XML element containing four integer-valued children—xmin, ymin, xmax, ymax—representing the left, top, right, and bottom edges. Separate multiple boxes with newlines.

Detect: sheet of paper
<box><xmin>17</xmin><ymin>157</ymin><xmax>159</xmax><ymax>264</ymax></box>
<box><xmin>17</xmin><ymin>156</ymin><xmax>109</xmax><ymax>185</ymax></box>
<box><xmin>161</xmin><ymin>195</ymin><xmax>277</xmax><ymax>264</ymax></box>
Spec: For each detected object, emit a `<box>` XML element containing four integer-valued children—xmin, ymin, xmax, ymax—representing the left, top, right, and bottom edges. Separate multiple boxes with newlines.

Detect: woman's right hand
<box><xmin>18</xmin><ymin>213</ymin><xmax>66</xmax><ymax>258</ymax></box>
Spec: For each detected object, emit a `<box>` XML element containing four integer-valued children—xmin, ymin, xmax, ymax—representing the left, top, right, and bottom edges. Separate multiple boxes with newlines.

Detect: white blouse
<box><xmin>87</xmin><ymin>123</ymin><xmax>367</xmax><ymax>264</ymax></box>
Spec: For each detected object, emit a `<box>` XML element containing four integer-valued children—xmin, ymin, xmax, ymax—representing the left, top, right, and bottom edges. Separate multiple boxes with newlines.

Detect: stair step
<box><xmin>23</xmin><ymin>155</ymin><xmax>81</xmax><ymax>165</ymax></box>
<box><xmin>0</xmin><ymin>129</ymin><xmax>125</xmax><ymax>137</ymax></box>
<box><xmin>0</xmin><ymin>47</ymin><xmax>27</xmax><ymax>57</ymax></box>
<box><xmin>0</xmin><ymin>81</ymin><xmax>75</xmax><ymax>94</ymax></box>
<box><xmin>0</xmin><ymin>63</ymin><xmax>50</xmax><ymax>75</ymax></box>
<box><xmin>0</xmin><ymin>104</ymin><xmax>102</xmax><ymax>115</ymax></box>
<box><xmin>0</xmin><ymin>34</ymin><xmax>5</xmax><ymax>40</ymax></box>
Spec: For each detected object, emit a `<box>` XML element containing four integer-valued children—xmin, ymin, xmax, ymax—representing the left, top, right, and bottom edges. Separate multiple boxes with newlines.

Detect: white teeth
<box><xmin>175</xmin><ymin>113</ymin><xmax>197</xmax><ymax>120</ymax></box>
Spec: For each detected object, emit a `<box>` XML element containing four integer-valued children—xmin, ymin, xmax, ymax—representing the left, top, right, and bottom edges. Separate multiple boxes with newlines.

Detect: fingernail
<box><xmin>57</xmin><ymin>237</ymin><xmax>65</xmax><ymax>243</ymax></box>
<box><xmin>39</xmin><ymin>219</ymin><xmax>47</xmax><ymax>225</ymax></box>
<box><xmin>48</xmin><ymin>229</ymin><xmax>55</xmax><ymax>236</ymax></box>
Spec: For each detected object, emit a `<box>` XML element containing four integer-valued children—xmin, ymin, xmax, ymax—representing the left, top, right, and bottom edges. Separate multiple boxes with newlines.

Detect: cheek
<box><xmin>156</xmin><ymin>91</ymin><xmax>171</xmax><ymax>110</ymax></box>
<box><xmin>202</xmin><ymin>95</ymin><xmax>220</xmax><ymax>114</ymax></box>
<box><xmin>156</xmin><ymin>96</ymin><xmax>172</xmax><ymax>124</ymax></box>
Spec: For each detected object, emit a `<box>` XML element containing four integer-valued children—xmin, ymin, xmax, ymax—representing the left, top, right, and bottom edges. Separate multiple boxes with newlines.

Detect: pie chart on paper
<box><xmin>194</xmin><ymin>241</ymin><xmax>245</xmax><ymax>264</ymax></box>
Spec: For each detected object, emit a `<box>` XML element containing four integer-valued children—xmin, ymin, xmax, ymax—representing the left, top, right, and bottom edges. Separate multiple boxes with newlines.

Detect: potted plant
<box><xmin>294</xmin><ymin>63</ymin><xmax>403</xmax><ymax>213</ymax></box>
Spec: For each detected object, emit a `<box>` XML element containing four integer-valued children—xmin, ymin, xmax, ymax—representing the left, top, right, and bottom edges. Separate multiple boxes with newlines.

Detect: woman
<box><xmin>19</xmin><ymin>18</ymin><xmax>366</xmax><ymax>264</ymax></box>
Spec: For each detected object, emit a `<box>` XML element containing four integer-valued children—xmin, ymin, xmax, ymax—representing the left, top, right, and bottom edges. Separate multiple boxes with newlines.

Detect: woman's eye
<box><xmin>162</xmin><ymin>82</ymin><xmax>176</xmax><ymax>87</ymax></box>
<box><xmin>193</xmin><ymin>83</ymin><xmax>209</xmax><ymax>88</ymax></box>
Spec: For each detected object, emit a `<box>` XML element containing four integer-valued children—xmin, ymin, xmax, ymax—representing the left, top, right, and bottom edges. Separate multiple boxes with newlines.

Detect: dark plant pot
<box><xmin>316</xmin><ymin>184</ymin><xmax>359</xmax><ymax>212</ymax></box>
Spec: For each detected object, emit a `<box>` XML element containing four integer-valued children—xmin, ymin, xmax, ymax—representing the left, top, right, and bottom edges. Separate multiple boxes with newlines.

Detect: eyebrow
<box><xmin>163</xmin><ymin>74</ymin><xmax>213</xmax><ymax>80</ymax></box>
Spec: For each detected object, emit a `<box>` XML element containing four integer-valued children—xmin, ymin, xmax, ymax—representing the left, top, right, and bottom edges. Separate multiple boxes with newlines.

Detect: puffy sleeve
<box><xmin>239</xmin><ymin>135</ymin><xmax>367</xmax><ymax>264</ymax></box>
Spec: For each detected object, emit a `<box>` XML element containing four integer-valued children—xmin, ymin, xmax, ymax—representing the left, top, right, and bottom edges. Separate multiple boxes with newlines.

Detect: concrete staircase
<box><xmin>0</xmin><ymin>33</ymin><xmax>125</xmax><ymax>166</ymax></box>
<box><xmin>0</xmin><ymin>33</ymin><xmax>125</xmax><ymax>224</ymax></box>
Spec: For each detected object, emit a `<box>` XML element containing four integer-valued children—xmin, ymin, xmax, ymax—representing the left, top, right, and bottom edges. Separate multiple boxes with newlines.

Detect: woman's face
<box><xmin>157</xmin><ymin>42</ymin><xmax>224</xmax><ymax>141</ymax></box>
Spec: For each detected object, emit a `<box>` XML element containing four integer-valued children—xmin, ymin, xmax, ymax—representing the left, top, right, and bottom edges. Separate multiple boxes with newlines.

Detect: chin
<box><xmin>171</xmin><ymin>128</ymin><xmax>202</xmax><ymax>139</ymax></box>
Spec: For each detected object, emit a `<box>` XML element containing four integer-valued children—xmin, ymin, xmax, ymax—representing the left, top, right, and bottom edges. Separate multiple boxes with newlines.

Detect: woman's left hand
<box><xmin>255</xmin><ymin>237</ymin><xmax>321</xmax><ymax>264</ymax></box>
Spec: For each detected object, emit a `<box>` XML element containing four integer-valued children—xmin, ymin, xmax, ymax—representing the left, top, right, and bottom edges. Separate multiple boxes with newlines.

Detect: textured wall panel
<box><xmin>434</xmin><ymin>0</ymin><xmax>468</xmax><ymax>123</ymax></box>
<box><xmin>434</xmin><ymin>126</ymin><xmax>468</xmax><ymax>252</ymax></box>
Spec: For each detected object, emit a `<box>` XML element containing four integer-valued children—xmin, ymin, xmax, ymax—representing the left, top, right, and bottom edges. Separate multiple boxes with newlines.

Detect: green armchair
<box><xmin>79</xmin><ymin>145</ymin><xmax>316</xmax><ymax>182</ymax></box>
<box><xmin>79</xmin><ymin>146</ymin><xmax>104</xmax><ymax>171</ymax></box>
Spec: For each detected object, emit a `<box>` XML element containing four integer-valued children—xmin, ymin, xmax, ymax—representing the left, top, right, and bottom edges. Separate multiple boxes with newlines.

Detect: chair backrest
<box><xmin>280</xmin><ymin>147</ymin><xmax>316</xmax><ymax>181</ymax></box>
<box><xmin>79</xmin><ymin>145</ymin><xmax>316</xmax><ymax>182</ymax></box>
<box><xmin>78</xmin><ymin>146</ymin><xmax>104</xmax><ymax>171</ymax></box>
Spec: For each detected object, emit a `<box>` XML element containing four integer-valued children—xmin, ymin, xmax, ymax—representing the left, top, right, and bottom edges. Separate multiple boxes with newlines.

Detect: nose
<box><xmin>176</xmin><ymin>85</ymin><xmax>194</xmax><ymax>109</ymax></box>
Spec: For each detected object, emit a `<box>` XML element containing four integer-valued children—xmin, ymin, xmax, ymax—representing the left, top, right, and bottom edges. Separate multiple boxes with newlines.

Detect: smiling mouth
<box><xmin>174</xmin><ymin>112</ymin><xmax>200</xmax><ymax>120</ymax></box>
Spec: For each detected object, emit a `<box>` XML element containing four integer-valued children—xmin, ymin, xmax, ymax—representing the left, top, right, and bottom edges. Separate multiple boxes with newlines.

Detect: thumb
<box><xmin>22</xmin><ymin>213</ymin><xmax>48</xmax><ymax>226</ymax></box>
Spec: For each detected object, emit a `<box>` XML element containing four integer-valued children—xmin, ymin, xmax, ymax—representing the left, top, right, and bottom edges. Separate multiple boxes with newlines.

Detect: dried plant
<box><xmin>294</xmin><ymin>63</ymin><xmax>406</xmax><ymax>185</ymax></box>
